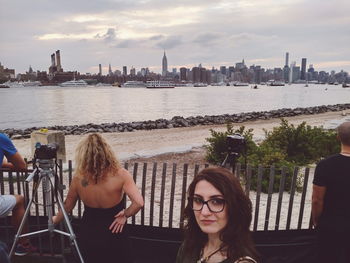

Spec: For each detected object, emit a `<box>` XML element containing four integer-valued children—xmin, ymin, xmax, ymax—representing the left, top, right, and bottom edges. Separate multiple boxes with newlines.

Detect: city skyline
<box><xmin>1</xmin><ymin>0</ymin><xmax>349</xmax><ymax>74</ymax></box>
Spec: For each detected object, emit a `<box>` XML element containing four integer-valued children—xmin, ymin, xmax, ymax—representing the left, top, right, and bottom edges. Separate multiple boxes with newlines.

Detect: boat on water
<box><xmin>193</xmin><ymin>83</ymin><xmax>208</xmax><ymax>87</ymax></box>
<box><xmin>3</xmin><ymin>81</ymin><xmax>24</xmax><ymax>88</ymax></box>
<box><xmin>233</xmin><ymin>82</ymin><xmax>249</xmax><ymax>86</ymax></box>
<box><xmin>59</xmin><ymin>79</ymin><xmax>88</xmax><ymax>87</ymax></box>
<box><xmin>0</xmin><ymin>84</ymin><xmax>10</xmax><ymax>88</ymax></box>
<box><xmin>342</xmin><ymin>83</ymin><xmax>350</xmax><ymax>88</ymax></box>
<box><xmin>122</xmin><ymin>81</ymin><xmax>146</xmax><ymax>88</ymax></box>
<box><xmin>268</xmin><ymin>81</ymin><xmax>285</xmax><ymax>86</ymax></box>
<box><xmin>22</xmin><ymin>81</ymin><xmax>42</xmax><ymax>87</ymax></box>
<box><xmin>146</xmin><ymin>81</ymin><xmax>175</xmax><ymax>89</ymax></box>
<box><xmin>96</xmin><ymin>82</ymin><xmax>112</xmax><ymax>87</ymax></box>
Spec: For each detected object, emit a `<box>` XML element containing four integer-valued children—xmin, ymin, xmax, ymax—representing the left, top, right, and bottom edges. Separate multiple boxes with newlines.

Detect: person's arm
<box><xmin>109</xmin><ymin>170</ymin><xmax>144</xmax><ymax>233</ymax></box>
<box><xmin>311</xmin><ymin>184</ymin><xmax>326</xmax><ymax>227</ymax></box>
<box><xmin>52</xmin><ymin>177</ymin><xmax>79</xmax><ymax>224</ymax></box>
<box><xmin>3</xmin><ymin>152</ymin><xmax>27</xmax><ymax>171</ymax></box>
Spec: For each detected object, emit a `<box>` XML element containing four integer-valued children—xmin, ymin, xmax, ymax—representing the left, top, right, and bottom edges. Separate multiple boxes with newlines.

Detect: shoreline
<box><xmin>11</xmin><ymin>109</ymin><xmax>350</xmax><ymax>163</ymax></box>
<box><xmin>2</xmin><ymin>103</ymin><xmax>350</xmax><ymax>140</ymax></box>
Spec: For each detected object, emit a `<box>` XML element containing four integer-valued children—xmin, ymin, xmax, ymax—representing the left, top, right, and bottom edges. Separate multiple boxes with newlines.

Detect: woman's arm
<box><xmin>53</xmin><ymin>177</ymin><xmax>79</xmax><ymax>224</ymax></box>
<box><xmin>109</xmin><ymin>170</ymin><xmax>144</xmax><ymax>233</ymax></box>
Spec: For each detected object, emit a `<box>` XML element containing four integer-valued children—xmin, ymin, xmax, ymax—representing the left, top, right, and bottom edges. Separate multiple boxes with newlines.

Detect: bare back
<box><xmin>74</xmin><ymin>168</ymin><xmax>128</xmax><ymax>208</ymax></box>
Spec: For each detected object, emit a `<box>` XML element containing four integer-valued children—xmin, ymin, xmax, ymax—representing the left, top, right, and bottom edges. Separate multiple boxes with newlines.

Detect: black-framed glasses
<box><xmin>188</xmin><ymin>196</ymin><xmax>226</xmax><ymax>213</ymax></box>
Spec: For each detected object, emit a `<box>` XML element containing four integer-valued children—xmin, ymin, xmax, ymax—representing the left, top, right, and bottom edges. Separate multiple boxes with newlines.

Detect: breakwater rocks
<box><xmin>2</xmin><ymin>104</ymin><xmax>350</xmax><ymax>140</ymax></box>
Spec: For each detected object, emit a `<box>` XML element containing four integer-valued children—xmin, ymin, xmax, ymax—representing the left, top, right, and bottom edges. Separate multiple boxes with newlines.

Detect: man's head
<box><xmin>337</xmin><ymin>121</ymin><xmax>350</xmax><ymax>146</ymax></box>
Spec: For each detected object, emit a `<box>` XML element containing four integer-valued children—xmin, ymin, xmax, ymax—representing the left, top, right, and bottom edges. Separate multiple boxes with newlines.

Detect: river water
<box><xmin>0</xmin><ymin>84</ymin><xmax>349</xmax><ymax>129</ymax></box>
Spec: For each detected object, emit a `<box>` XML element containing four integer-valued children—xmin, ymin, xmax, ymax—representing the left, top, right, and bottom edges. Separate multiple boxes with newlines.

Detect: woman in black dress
<box><xmin>53</xmin><ymin>133</ymin><xmax>144</xmax><ymax>262</ymax></box>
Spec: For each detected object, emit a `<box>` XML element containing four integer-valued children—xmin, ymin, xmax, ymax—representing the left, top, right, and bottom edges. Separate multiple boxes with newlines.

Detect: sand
<box><xmin>7</xmin><ymin>109</ymin><xmax>349</xmax><ymax>230</ymax></box>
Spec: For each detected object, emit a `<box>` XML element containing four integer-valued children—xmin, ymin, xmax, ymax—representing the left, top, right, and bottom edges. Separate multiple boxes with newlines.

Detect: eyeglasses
<box><xmin>189</xmin><ymin>196</ymin><xmax>226</xmax><ymax>213</ymax></box>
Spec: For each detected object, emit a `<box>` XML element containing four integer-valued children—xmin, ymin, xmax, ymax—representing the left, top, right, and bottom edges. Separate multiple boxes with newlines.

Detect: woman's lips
<box><xmin>200</xmin><ymin>220</ymin><xmax>215</xmax><ymax>225</ymax></box>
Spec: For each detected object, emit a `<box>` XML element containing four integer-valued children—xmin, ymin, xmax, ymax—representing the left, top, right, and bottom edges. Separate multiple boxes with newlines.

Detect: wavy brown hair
<box><xmin>182</xmin><ymin>167</ymin><xmax>258</xmax><ymax>261</ymax></box>
<box><xmin>75</xmin><ymin>133</ymin><xmax>121</xmax><ymax>183</ymax></box>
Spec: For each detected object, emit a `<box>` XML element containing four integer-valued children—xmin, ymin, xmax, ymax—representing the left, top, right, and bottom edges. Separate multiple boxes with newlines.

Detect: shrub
<box><xmin>205</xmin><ymin>119</ymin><xmax>340</xmax><ymax>192</ymax></box>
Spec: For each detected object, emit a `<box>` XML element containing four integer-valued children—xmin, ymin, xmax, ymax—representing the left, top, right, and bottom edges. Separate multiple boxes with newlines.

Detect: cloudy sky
<box><xmin>1</xmin><ymin>0</ymin><xmax>349</xmax><ymax>75</ymax></box>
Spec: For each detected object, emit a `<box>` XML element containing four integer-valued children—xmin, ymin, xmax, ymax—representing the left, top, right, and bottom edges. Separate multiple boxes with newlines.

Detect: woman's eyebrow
<box><xmin>193</xmin><ymin>194</ymin><xmax>224</xmax><ymax>198</ymax></box>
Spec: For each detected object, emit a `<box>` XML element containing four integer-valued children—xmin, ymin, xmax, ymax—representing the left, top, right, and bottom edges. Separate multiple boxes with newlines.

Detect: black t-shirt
<box><xmin>313</xmin><ymin>153</ymin><xmax>350</xmax><ymax>228</ymax></box>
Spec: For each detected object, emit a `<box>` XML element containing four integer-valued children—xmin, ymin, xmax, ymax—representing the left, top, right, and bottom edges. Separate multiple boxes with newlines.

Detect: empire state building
<box><xmin>162</xmin><ymin>51</ymin><xmax>168</xmax><ymax>77</ymax></box>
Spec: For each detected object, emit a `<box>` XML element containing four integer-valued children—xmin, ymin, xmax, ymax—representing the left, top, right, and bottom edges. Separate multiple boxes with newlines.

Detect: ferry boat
<box><xmin>122</xmin><ymin>81</ymin><xmax>146</xmax><ymax>88</ymax></box>
<box><xmin>342</xmin><ymin>83</ymin><xmax>350</xmax><ymax>88</ymax></box>
<box><xmin>22</xmin><ymin>81</ymin><xmax>42</xmax><ymax>87</ymax></box>
<box><xmin>59</xmin><ymin>79</ymin><xmax>88</xmax><ymax>87</ymax></box>
<box><xmin>268</xmin><ymin>81</ymin><xmax>285</xmax><ymax>86</ymax></box>
<box><xmin>233</xmin><ymin>82</ymin><xmax>249</xmax><ymax>86</ymax></box>
<box><xmin>193</xmin><ymin>83</ymin><xmax>207</xmax><ymax>87</ymax></box>
<box><xmin>146</xmin><ymin>81</ymin><xmax>174</xmax><ymax>89</ymax></box>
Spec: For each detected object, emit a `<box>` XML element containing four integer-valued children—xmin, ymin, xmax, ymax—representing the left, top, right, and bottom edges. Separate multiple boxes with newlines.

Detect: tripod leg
<box><xmin>9</xmin><ymin>176</ymin><xmax>43</xmax><ymax>258</ymax></box>
<box><xmin>42</xmin><ymin>175</ymin><xmax>54</xmax><ymax>233</ymax></box>
<box><xmin>48</xmin><ymin>175</ymin><xmax>85</xmax><ymax>263</ymax></box>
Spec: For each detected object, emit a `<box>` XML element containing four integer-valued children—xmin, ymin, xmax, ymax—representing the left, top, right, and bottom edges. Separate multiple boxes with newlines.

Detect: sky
<box><xmin>0</xmin><ymin>0</ymin><xmax>349</xmax><ymax>75</ymax></box>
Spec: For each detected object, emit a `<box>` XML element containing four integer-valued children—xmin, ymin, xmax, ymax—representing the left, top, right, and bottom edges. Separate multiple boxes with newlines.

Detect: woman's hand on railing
<box><xmin>109</xmin><ymin>209</ymin><xmax>127</xmax><ymax>233</ymax></box>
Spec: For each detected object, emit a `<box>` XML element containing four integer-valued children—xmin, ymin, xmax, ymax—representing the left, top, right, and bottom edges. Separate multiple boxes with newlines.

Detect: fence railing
<box><xmin>0</xmin><ymin>160</ymin><xmax>314</xmax><ymax>231</ymax></box>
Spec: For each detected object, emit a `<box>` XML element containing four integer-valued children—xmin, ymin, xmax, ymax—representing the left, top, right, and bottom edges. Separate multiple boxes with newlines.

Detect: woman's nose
<box><xmin>200</xmin><ymin>203</ymin><xmax>212</xmax><ymax>215</ymax></box>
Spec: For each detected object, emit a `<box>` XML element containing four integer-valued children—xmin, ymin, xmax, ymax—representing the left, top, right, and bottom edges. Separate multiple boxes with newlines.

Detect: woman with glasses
<box><xmin>176</xmin><ymin>167</ymin><xmax>258</xmax><ymax>263</ymax></box>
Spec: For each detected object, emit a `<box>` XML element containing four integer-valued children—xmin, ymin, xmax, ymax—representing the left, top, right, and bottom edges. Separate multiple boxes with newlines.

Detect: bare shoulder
<box><xmin>116</xmin><ymin>168</ymin><xmax>132</xmax><ymax>178</ymax></box>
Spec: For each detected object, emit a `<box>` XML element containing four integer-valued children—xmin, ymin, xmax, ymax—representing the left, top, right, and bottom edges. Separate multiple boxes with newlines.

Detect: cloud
<box><xmin>97</xmin><ymin>27</ymin><xmax>117</xmax><ymax>42</ymax></box>
<box><xmin>154</xmin><ymin>35</ymin><xmax>183</xmax><ymax>49</ymax></box>
<box><xmin>192</xmin><ymin>33</ymin><xmax>224</xmax><ymax>47</ymax></box>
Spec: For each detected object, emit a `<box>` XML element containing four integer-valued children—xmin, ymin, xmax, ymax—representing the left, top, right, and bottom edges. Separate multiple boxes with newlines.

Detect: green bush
<box><xmin>205</xmin><ymin>119</ymin><xmax>340</xmax><ymax>192</ymax></box>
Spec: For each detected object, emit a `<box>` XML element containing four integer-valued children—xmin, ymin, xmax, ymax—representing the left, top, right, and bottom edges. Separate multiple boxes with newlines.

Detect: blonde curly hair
<box><xmin>75</xmin><ymin>133</ymin><xmax>121</xmax><ymax>183</ymax></box>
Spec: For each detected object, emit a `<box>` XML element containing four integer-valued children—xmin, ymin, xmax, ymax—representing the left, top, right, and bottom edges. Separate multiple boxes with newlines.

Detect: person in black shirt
<box><xmin>312</xmin><ymin>121</ymin><xmax>350</xmax><ymax>263</ymax></box>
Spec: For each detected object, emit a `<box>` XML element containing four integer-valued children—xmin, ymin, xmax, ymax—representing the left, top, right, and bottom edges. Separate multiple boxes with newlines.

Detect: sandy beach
<box><xmin>12</xmin><ymin>109</ymin><xmax>350</xmax><ymax>163</ymax></box>
<box><xmin>7</xmin><ymin>110</ymin><xmax>349</xmax><ymax>230</ymax></box>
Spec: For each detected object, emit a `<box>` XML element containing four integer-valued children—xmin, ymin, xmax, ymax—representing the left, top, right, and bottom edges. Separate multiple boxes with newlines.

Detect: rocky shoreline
<box><xmin>3</xmin><ymin>103</ymin><xmax>350</xmax><ymax>140</ymax></box>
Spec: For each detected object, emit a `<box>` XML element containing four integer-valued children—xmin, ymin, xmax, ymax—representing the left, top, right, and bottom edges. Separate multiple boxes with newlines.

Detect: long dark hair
<box><xmin>182</xmin><ymin>167</ymin><xmax>258</xmax><ymax>261</ymax></box>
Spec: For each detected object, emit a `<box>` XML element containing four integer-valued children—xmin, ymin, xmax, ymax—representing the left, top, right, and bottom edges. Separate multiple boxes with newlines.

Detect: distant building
<box><xmin>162</xmin><ymin>51</ymin><xmax>168</xmax><ymax>77</ymax></box>
<box><xmin>180</xmin><ymin>67</ymin><xmax>187</xmax><ymax>81</ymax></box>
<box><xmin>301</xmin><ymin>58</ymin><xmax>307</xmax><ymax>80</ymax></box>
<box><xmin>192</xmin><ymin>67</ymin><xmax>200</xmax><ymax>83</ymax></box>
<box><xmin>130</xmin><ymin>67</ymin><xmax>136</xmax><ymax>76</ymax></box>
<box><xmin>99</xmin><ymin>64</ymin><xmax>102</xmax><ymax>75</ymax></box>
<box><xmin>123</xmin><ymin>66</ymin><xmax>127</xmax><ymax>76</ymax></box>
<box><xmin>108</xmin><ymin>64</ymin><xmax>112</xmax><ymax>76</ymax></box>
<box><xmin>285</xmin><ymin>52</ymin><xmax>289</xmax><ymax>67</ymax></box>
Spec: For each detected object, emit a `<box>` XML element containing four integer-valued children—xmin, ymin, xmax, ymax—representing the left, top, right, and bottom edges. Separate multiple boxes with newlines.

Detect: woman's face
<box><xmin>193</xmin><ymin>180</ymin><xmax>228</xmax><ymax>235</ymax></box>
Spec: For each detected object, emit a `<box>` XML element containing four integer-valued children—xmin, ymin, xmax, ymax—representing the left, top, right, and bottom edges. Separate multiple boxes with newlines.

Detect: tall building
<box><xmin>123</xmin><ymin>66</ymin><xmax>127</xmax><ymax>76</ymax></box>
<box><xmin>56</xmin><ymin>50</ymin><xmax>62</xmax><ymax>72</ymax></box>
<box><xmin>285</xmin><ymin>52</ymin><xmax>289</xmax><ymax>67</ymax></box>
<box><xmin>180</xmin><ymin>67</ymin><xmax>187</xmax><ymax>81</ymax></box>
<box><xmin>108</xmin><ymin>64</ymin><xmax>112</xmax><ymax>76</ymax></box>
<box><xmin>99</xmin><ymin>64</ymin><xmax>102</xmax><ymax>75</ymax></box>
<box><xmin>162</xmin><ymin>51</ymin><xmax>168</xmax><ymax>77</ymax></box>
<box><xmin>301</xmin><ymin>58</ymin><xmax>307</xmax><ymax>80</ymax></box>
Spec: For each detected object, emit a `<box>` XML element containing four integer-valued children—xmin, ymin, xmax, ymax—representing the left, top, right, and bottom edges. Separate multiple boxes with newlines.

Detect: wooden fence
<box><xmin>0</xmin><ymin>160</ymin><xmax>315</xmax><ymax>261</ymax></box>
<box><xmin>0</xmin><ymin>160</ymin><xmax>313</xmax><ymax>229</ymax></box>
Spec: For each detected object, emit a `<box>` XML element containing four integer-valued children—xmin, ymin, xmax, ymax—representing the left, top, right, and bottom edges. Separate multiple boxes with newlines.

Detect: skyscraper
<box><xmin>99</xmin><ymin>64</ymin><xmax>102</xmax><ymax>75</ymax></box>
<box><xmin>162</xmin><ymin>51</ymin><xmax>168</xmax><ymax>77</ymax></box>
<box><xmin>285</xmin><ymin>52</ymin><xmax>289</xmax><ymax>67</ymax></box>
<box><xmin>123</xmin><ymin>66</ymin><xmax>127</xmax><ymax>76</ymax></box>
<box><xmin>108</xmin><ymin>64</ymin><xmax>112</xmax><ymax>76</ymax></box>
<box><xmin>301</xmin><ymin>58</ymin><xmax>307</xmax><ymax>80</ymax></box>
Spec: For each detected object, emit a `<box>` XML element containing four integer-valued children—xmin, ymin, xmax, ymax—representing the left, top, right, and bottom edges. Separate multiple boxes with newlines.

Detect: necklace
<box><xmin>197</xmin><ymin>246</ymin><xmax>223</xmax><ymax>263</ymax></box>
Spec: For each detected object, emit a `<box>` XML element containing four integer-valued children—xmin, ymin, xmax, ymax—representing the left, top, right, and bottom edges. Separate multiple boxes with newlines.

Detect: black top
<box><xmin>313</xmin><ymin>153</ymin><xmax>350</xmax><ymax>229</ymax></box>
<box><xmin>79</xmin><ymin>201</ymin><xmax>132</xmax><ymax>263</ymax></box>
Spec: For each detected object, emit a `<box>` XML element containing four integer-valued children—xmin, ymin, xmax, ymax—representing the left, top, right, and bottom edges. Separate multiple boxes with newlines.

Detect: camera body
<box><xmin>227</xmin><ymin>134</ymin><xmax>246</xmax><ymax>154</ymax></box>
<box><xmin>34</xmin><ymin>143</ymin><xmax>59</xmax><ymax>160</ymax></box>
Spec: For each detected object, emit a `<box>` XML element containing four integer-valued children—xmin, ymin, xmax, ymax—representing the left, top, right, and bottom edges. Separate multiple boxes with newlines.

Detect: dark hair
<box><xmin>182</xmin><ymin>167</ymin><xmax>258</xmax><ymax>261</ymax></box>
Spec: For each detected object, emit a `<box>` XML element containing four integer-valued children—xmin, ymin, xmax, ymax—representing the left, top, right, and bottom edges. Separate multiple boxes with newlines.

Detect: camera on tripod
<box><xmin>227</xmin><ymin>134</ymin><xmax>246</xmax><ymax>155</ymax></box>
<box><xmin>34</xmin><ymin>142</ymin><xmax>59</xmax><ymax>160</ymax></box>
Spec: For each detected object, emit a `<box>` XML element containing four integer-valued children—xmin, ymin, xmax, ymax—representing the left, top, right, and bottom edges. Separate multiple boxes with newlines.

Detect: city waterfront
<box><xmin>1</xmin><ymin>84</ymin><xmax>349</xmax><ymax>130</ymax></box>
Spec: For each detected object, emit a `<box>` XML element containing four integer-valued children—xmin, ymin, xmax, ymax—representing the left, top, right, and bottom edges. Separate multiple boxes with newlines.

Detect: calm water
<box><xmin>0</xmin><ymin>84</ymin><xmax>349</xmax><ymax>129</ymax></box>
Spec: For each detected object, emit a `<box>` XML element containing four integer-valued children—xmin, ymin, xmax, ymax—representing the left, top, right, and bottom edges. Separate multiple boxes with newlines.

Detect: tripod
<box><xmin>221</xmin><ymin>151</ymin><xmax>239</xmax><ymax>172</ymax></box>
<box><xmin>9</xmin><ymin>159</ymin><xmax>84</xmax><ymax>262</ymax></box>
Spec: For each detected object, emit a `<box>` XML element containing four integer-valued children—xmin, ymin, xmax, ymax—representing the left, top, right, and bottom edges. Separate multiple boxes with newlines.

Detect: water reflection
<box><xmin>0</xmin><ymin>84</ymin><xmax>349</xmax><ymax>129</ymax></box>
